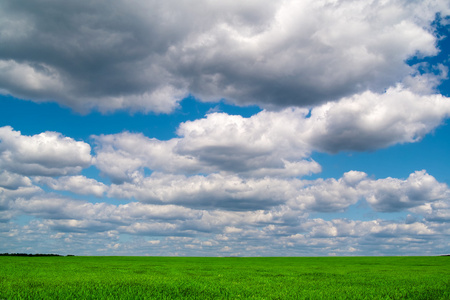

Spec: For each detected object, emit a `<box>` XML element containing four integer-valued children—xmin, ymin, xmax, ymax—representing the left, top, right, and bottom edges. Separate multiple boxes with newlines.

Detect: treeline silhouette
<box><xmin>0</xmin><ymin>253</ymin><xmax>74</xmax><ymax>256</ymax></box>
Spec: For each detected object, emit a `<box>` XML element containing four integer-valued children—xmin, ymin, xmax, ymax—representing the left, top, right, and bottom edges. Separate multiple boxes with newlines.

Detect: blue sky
<box><xmin>1</xmin><ymin>0</ymin><xmax>450</xmax><ymax>256</ymax></box>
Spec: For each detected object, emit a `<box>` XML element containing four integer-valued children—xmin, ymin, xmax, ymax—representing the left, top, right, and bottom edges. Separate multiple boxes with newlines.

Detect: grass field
<box><xmin>0</xmin><ymin>256</ymin><xmax>449</xmax><ymax>299</ymax></box>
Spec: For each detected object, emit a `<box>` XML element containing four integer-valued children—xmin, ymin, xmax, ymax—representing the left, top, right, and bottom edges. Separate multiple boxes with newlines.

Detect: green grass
<box><xmin>0</xmin><ymin>256</ymin><xmax>449</xmax><ymax>299</ymax></box>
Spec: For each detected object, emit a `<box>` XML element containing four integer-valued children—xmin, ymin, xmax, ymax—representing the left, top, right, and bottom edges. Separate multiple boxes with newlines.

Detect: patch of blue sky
<box><xmin>310</xmin><ymin>121</ymin><xmax>450</xmax><ymax>185</ymax></box>
<box><xmin>81</xmin><ymin>165</ymin><xmax>111</xmax><ymax>185</ymax></box>
<box><xmin>407</xmin><ymin>14</ymin><xmax>450</xmax><ymax>96</ymax></box>
<box><xmin>0</xmin><ymin>94</ymin><xmax>261</xmax><ymax>142</ymax></box>
<box><xmin>11</xmin><ymin>214</ymin><xmax>37</xmax><ymax>227</ymax></box>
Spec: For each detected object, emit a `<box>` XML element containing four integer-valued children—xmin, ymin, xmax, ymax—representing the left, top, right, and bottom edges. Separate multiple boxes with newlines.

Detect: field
<box><xmin>0</xmin><ymin>256</ymin><xmax>449</xmax><ymax>299</ymax></box>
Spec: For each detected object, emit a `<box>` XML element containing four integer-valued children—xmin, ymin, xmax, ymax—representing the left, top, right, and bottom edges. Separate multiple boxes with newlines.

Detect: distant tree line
<box><xmin>0</xmin><ymin>253</ymin><xmax>75</xmax><ymax>256</ymax></box>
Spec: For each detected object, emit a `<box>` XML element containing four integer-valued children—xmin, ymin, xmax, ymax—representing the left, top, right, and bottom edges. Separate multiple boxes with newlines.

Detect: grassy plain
<box><xmin>0</xmin><ymin>256</ymin><xmax>448</xmax><ymax>299</ymax></box>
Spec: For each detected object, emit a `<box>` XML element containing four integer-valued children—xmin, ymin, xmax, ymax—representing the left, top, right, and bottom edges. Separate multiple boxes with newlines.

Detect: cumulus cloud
<box><xmin>0</xmin><ymin>126</ymin><xmax>92</xmax><ymax>176</ymax></box>
<box><xmin>285</xmin><ymin>219</ymin><xmax>439</xmax><ymax>246</ymax></box>
<box><xmin>108</xmin><ymin>173</ymin><xmax>300</xmax><ymax>211</ymax></box>
<box><xmin>288</xmin><ymin>171</ymin><xmax>368</xmax><ymax>212</ymax></box>
<box><xmin>3</xmin><ymin>203</ymin><xmax>447</xmax><ymax>256</ymax></box>
<box><xmin>410</xmin><ymin>200</ymin><xmax>450</xmax><ymax>223</ymax></box>
<box><xmin>305</xmin><ymin>86</ymin><xmax>450</xmax><ymax>152</ymax></box>
<box><xmin>10</xmin><ymin>196</ymin><xmax>199</xmax><ymax>232</ymax></box>
<box><xmin>1</xmin><ymin>170</ymin><xmax>449</xmax><ymax>255</ymax></box>
<box><xmin>178</xmin><ymin>86</ymin><xmax>450</xmax><ymax>161</ymax></box>
<box><xmin>0</xmin><ymin>184</ymin><xmax>42</xmax><ymax>222</ymax></box>
<box><xmin>0</xmin><ymin>0</ymin><xmax>448</xmax><ymax>112</ymax></box>
<box><xmin>0</xmin><ymin>170</ymin><xmax>32</xmax><ymax>190</ymax></box>
<box><xmin>0</xmin><ymin>186</ymin><xmax>42</xmax><ymax>202</ymax></box>
<box><xmin>93</xmin><ymin>124</ymin><xmax>321</xmax><ymax>183</ymax></box>
<box><xmin>361</xmin><ymin>170</ymin><xmax>449</xmax><ymax>212</ymax></box>
<box><xmin>92</xmin><ymin>132</ymin><xmax>204</xmax><ymax>183</ymax></box>
<box><xmin>4</xmin><ymin>167</ymin><xmax>445</xmax><ymax>226</ymax></box>
<box><xmin>106</xmin><ymin>170</ymin><xmax>449</xmax><ymax>214</ymax></box>
<box><xmin>34</xmin><ymin>176</ymin><xmax>107</xmax><ymax>197</ymax></box>
<box><xmin>179</xmin><ymin>86</ymin><xmax>450</xmax><ymax>160</ymax></box>
<box><xmin>175</xmin><ymin>109</ymin><xmax>318</xmax><ymax>175</ymax></box>
<box><xmin>92</xmin><ymin>86</ymin><xmax>450</xmax><ymax>183</ymax></box>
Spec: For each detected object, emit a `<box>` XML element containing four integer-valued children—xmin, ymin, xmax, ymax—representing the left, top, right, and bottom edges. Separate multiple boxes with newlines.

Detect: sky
<box><xmin>1</xmin><ymin>0</ymin><xmax>450</xmax><ymax>256</ymax></box>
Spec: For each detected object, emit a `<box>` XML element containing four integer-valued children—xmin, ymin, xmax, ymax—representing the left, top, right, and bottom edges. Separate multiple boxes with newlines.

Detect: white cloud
<box><xmin>0</xmin><ymin>0</ymin><xmax>447</xmax><ymax>112</ymax></box>
<box><xmin>288</xmin><ymin>219</ymin><xmax>437</xmax><ymax>242</ymax></box>
<box><xmin>360</xmin><ymin>170</ymin><xmax>449</xmax><ymax>212</ymax></box>
<box><xmin>2</xmin><ymin>168</ymin><xmax>445</xmax><ymax>231</ymax></box>
<box><xmin>175</xmin><ymin>109</ymin><xmax>318</xmax><ymax>176</ymax></box>
<box><xmin>92</xmin><ymin>86</ymin><xmax>450</xmax><ymax>183</ymax></box>
<box><xmin>402</xmin><ymin>63</ymin><xmax>448</xmax><ymax>94</ymax></box>
<box><xmin>0</xmin><ymin>126</ymin><xmax>92</xmax><ymax>176</ymax></box>
<box><xmin>108</xmin><ymin>173</ymin><xmax>300</xmax><ymax>211</ymax></box>
<box><xmin>106</xmin><ymin>169</ymin><xmax>450</xmax><ymax>216</ymax></box>
<box><xmin>0</xmin><ymin>170</ymin><xmax>32</xmax><ymax>190</ymax></box>
<box><xmin>409</xmin><ymin>200</ymin><xmax>450</xmax><ymax>223</ymax></box>
<box><xmin>1</xmin><ymin>180</ymin><xmax>449</xmax><ymax>255</ymax></box>
<box><xmin>92</xmin><ymin>132</ymin><xmax>204</xmax><ymax>183</ymax></box>
<box><xmin>0</xmin><ymin>60</ymin><xmax>65</xmax><ymax>98</ymax></box>
<box><xmin>93</xmin><ymin>116</ymin><xmax>321</xmax><ymax>183</ymax></box>
<box><xmin>288</xmin><ymin>172</ymin><xmax>367</xmax><ymax>212</ymax></box>
<box><xmin>179</xmin><ymin>0</ymin><xmax>442</xmax><ymax>108</ymax></box>
<box><xmin>0</xmin><ymin>184</ymin><xmax>43</xmax><ymax>222</ymax></box>
<box><xmin>305</xmin><ymin>86</ymin><xmax>450</xmax><ymax>152</ymax></box>
<box><xmin>34</xmin><ymin>176</ymin><xmax>107</xmax><ymax>197</ymax></box>
<box><xmin>12</xmin><ymin>196</ymin><xmax>201</xmax><ymax>226</ymax></box>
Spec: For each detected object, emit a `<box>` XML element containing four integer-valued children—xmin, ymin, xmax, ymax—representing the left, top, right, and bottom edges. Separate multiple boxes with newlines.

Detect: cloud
<box><xmin>92</xmin><ymin>86</ymin><xmax>450</xmax><ymax>183</ymax></box>
<box><xmin>410</xmin><ymin>200</ymin><xmax>450</xmax><ymax>223</ymax></box>
<box><xmin>11</xmin><ymin>196</ymin><xmax>201</xmax><ymax>226</ymax></box>
<box><xmin>177</xmin><ymin>86</ymin><xmax>450</xmax><ymax>162</ymax></box>
<box><xmin>3</xmin><ymin>169</ymin><xmax>446</xmax><ymax>229</ymax></box>
<box><xmin>5</xmin><ymin>211</ymin><xmax>445</xmax><ymax>256</ymax></box>
<box><xmin>288</xmin><ymin>171</ymin><xmax>367</xmax><ymax>212</ymax></box>
<box><xmin>0</xmin><ymin>0</ymin><xmax>448</xmax><ymax>112</ymax></box>
<box><xmin>0</xmin><ymin>184</ymin><xmax>42</xmax><ymax>222</ymax></box>
<box><xmin>34</xmin><ymin>175</ymin><xmax>107</xmax><ymax>197</ymax></box>
<box><xmin>92</xmin><ymin>132</ymin><xmax>205</xmax><ymax>183</ymax></box>
<box><xmin>108</xmin><ymin>173</ymin><xmax>300</xmax><ymax>211</ymax></box>
<box><xmin>2</xmin><ymin>172</ymin><xmax>449</xmax><ymax>255</ymax></box>
<box><xmin>0</xmin><ymin>186</ymin><xmax>42</xmax><ymax>202</ymax></box>
<box><xmin>178</xmin><ymin>0</ymin><xmax>443</xmax><ymax>108</ymax></box>
<box><xmin>93</xmin><ymin>124</ymin><xmax>321</xmax><ymax>183</ymax></box>
<box><xmin>105</xmin><ymin>170</ymin><xmax>449</xmax><ymax>215</ymax></box>
<box><xmin>175</xmin><ymin>109</ymin><xmax>318</xmax><ymax>176</ymax></box>
<box><xmin>285</xmin><ymin>218</ymin><xmax>439</xmax><ymax>247</ymax></box>
<box><xmin>360</xmin><ymin>170</ymin><xmax>449</xmax><ymax>212</ymax></box>
<box><xmin>0</xmin><ymin>170</ymin><xmax>32</xmax><ymax>190</ymax></box>
<box><xmin>0</xmin><ymin>126</ymin><xmax>92</xmax><ymax>176</ymax></box>
<box><xmin>305</xmin><ymin>86</ymin><xmax>450</xmax><ymax>152</ymax></box>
